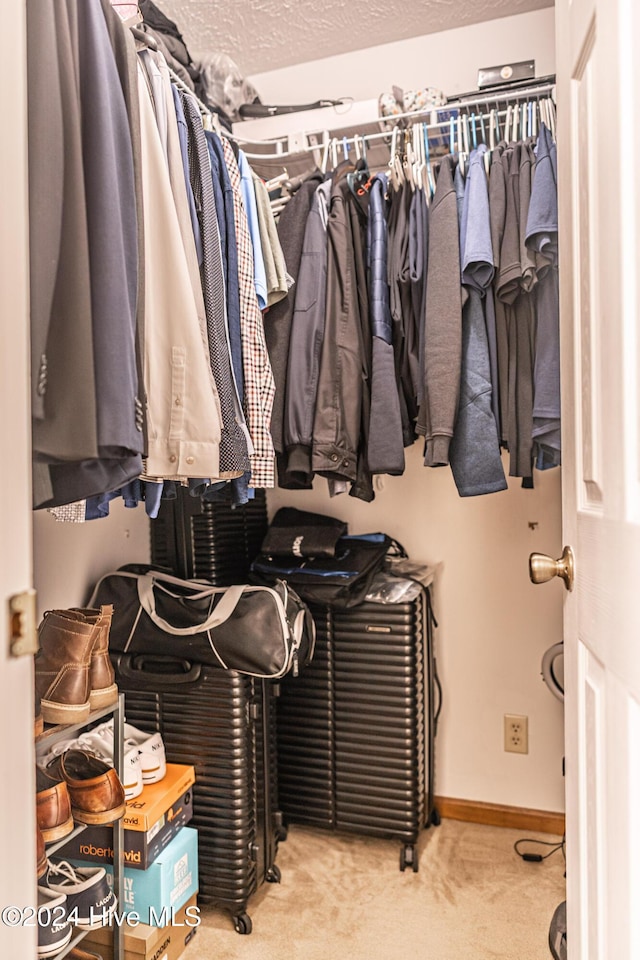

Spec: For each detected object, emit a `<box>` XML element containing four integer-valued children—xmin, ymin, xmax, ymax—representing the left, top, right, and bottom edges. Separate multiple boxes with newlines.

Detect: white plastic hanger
<box><xmin>320</xmin><ymin>133</ymin><xmax>330</xmax><ymax>174</ymax></box>
<box><xmin>547</xmin><ymin>98</ymin><xmax>557</xmax><ymax>140</ymax></box>
<box><xmin>457</xmin><ymin>116</ymin><xmax>466</xmax><ymax>177</ymax></box>
<box><xmin>422</xmin><ymin>124</ymin><xmax>435</xmax><ymax>200</ymax></box>
<box><xmin>489</xmin><ymin>108</ymin><xmax>497</xmax><ymax>150</ymax></box>
<box><xmin>389</xmin><ymin>127</ymin><xmax>403</xmax><ymax>190</ymax></box>
<box><xmin>512</xmin><ymin>102</ymin><xmax>519</xmax><ymax>143</ymax></box>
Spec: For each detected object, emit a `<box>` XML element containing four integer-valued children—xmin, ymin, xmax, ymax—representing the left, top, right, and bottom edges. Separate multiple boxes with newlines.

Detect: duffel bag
<box><xmin>89</xmin><ymin>568</ymin><xmax>315</xmax><ymax>679</ymax></box>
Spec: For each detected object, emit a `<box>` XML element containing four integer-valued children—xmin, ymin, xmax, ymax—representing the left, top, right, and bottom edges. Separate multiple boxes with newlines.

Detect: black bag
<box><xmin>89</xmin><ymin>568</ymin><xmax>315</xmax><ymax>679</ymax></box>
<box><xmin>251</xmin><ymin>533</ymin><xmax>405</xmax><ymax>608</ymax></box>
<box><xmin>261</xmin><ymin>508</ymin><xmax>348</xmax><ymax>558</ymax></box>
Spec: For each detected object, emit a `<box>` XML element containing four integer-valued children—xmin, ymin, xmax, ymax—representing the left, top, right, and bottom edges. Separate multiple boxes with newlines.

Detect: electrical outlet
<box><xmin>504</xmin><ymin>714</ymin><xmax>529</xmax><ymax>754</ymax></box>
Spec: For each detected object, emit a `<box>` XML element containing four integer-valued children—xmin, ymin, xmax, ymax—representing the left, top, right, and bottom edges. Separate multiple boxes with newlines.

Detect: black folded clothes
<box><xmin>253</xmin><ymin>508</ymin><xmax>406</xmax><ymax>607</ymax></box>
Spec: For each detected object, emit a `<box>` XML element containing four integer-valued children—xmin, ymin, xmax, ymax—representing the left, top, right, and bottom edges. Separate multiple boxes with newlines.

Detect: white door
<box><xmin>555</xmin><ymin>0</ymin><xmax>640</xmax><ymax>957</ymax></box>
<box><xmin>0</xmin><ymin>0</ymin><xmax>38</xmax><ymax>957</ymax></box>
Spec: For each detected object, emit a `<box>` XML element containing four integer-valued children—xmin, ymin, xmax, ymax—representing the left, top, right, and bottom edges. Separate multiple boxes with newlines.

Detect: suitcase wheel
<box><xmin>400</xmin><ymin>844</ymin><xmax>419</xmax><ymax>873</ymax></box>
<box><xmin>266</xmin><ymin>864</ymin><xmax>281</xmax><ymax>884</ymax></box>
<box><xmin>233</xmin><ymin>912</ymin><xmax>252</xmax><ymax>935</ymax></box>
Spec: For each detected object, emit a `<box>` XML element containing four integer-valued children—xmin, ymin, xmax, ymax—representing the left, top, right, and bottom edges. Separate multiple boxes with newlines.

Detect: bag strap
<box><xmin>137</xmin><ymin>575</ymin><xmax>247</xmax><ymax>635</ymax></box>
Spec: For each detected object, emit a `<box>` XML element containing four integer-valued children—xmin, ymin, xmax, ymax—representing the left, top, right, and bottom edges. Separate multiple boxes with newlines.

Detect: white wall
<box><xmin>249</xmin><ymin>7</ymin><xmax>556</xmax><ymax>106</ymax></box>
<box><xmin>268</xmin><ymin>451</ymin><xmax>565</xmax><ymax>813</ymax></box>
<box><xmin>249</xmin><ymin>6</ymin><xmax>565</xmax><ymax>814</ymax></box>
<box><xmin>33</xmin><ymin>502</ymin><xmax>150</xmax><ymax>616</ymax></box>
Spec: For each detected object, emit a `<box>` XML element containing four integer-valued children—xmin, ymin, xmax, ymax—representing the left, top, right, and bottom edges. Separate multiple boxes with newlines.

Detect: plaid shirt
<box><xmin>221</xmin><ymin>138</ymin><xmax>276</xmax><ymax>488</ymax></box>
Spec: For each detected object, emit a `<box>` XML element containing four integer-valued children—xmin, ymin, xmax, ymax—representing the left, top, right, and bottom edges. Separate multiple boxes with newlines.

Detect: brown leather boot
<box><xmin>72</xmin><ymin>606</ymin><xmax>118</xmax><ymax>710</ymax></box>
<box><xmin>35</xmin><ymin>612</ymin><xmax>94</xmax><ymax>724</ymax></box>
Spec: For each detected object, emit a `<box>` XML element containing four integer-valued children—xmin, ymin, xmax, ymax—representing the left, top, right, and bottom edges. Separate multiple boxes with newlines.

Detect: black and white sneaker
<box><xmin>37</xmin><ymin>885</ymin><xmax>72</xmax><ymax>957</ymax></box>
<box><xmin>44</xmin><ymin>860</ymin><xmax>116</xmax><ymax>928</ymax></box>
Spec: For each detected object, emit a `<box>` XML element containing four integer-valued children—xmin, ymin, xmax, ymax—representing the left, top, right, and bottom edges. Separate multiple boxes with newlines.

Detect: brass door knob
<box><xmin>529</xmin><ymin>546</ymin><xmax>575</xmax><ymax>592</ymax></box>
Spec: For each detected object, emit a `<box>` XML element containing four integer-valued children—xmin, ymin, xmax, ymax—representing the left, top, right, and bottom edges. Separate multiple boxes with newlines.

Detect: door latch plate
<box><xmin>9</xmin><ymin>589</ymin><xmax>38</xmax><ymax>657</ymax></box>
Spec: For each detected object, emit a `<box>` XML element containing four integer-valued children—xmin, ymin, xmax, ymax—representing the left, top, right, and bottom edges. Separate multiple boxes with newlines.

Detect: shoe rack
<box><xmin>36</xmin><ymin>694</ymin><xmax>125</xmax><ymax>960</ymax></box>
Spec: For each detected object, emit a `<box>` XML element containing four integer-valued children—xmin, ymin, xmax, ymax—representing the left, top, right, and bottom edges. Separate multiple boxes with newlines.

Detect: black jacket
<box><xmin>311</xmin><ymin>162</ymin><xmax>374</xmax><ymax>501</ymax></box>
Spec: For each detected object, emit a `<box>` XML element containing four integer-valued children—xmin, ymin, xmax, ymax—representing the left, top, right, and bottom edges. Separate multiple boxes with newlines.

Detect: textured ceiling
<box><xmin>160</xmin><ymin>0</ymin><xmax>553</xmax><ymax>77</ymax></box>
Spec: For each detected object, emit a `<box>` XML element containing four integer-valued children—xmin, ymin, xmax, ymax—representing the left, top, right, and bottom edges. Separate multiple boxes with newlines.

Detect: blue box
<box><xmin>71</xmin><ymin>826</ymin><xmax>198</xmax><ymax>926</ymax></box>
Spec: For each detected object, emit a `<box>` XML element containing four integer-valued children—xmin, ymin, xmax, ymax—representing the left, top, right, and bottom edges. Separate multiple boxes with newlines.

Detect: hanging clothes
<box><xmin>418</xmin><ymin>155</ymin><xmax>463</xmax><ymax>468</ymax></box>
<box><xmin>252</xmin><ymin>171</ymin><xmax>290</xmax><ymax>307</ymax></box>
<box><xmin>312</xmin><ymin>161</ymin><xmax>364</xmax><ymax>486</ymax></box>
<box><xmin>282</xmin><ymin>179</ymin><xmax>332</xmax><ymax>488</ymax></box>
<box><xmin>263</xmin><ymin>173</ymin><xmax>323</xmax><ymax>470</ymax></box>
<box><xmin>270</xmin><ymin>114</ymin><xmax>560</xmax><ymax>500</ymax></box>
<box><xmin>496</xmin><ymin>143</ymin><xmax>536</xmax><ymax>483</ymax></box>
<box><xmin>180</xmin><ymin>92</ymin><xmax>250</xmax><ymax>478</ymax></box>
<box><xmin>367</xmin><ymin>172</ymin><xmax>405</xmax><ymax>476</ymax></box>
<box><xmin>526</xmin><ymin>123</ymin><xmax>561</xmax><ymax>469</ymax></box>
<box><xmin>136</xmin><ymin>58</ymin><xmax>223</xmax><ymax>479</ymax></box>
<box><xmin>449</xmin><ymin>145</ymin><xmax>507</xmax><ymax>497</ymax></box>
<box><xmin>99</xmin><ymin>0</ymin><xmax>148</xmax><ymax>453</ymax></box>
<box><xmin>220</xmin><ymin>137</ymin><xmax>277</xmax><ymax>489</ymax></box>
<box><xmin>28</xmin><ymin>5</ymin><xmax>561</xmax><ymax>516</ymax></box>
<box><xmin>31</xmin><ymin>0</ymin><xmax>144</xmax><ymax>510</ymax></box>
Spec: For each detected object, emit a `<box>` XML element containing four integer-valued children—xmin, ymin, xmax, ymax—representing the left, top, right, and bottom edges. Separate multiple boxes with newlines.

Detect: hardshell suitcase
<box><xmin>276</xmin><ymin>587</ymin><xmax>440</xmax><ymax>872</ymax></box>
<box><xmin>142</xmin><ymin>490</ymin><xmax>278</xmax><ymax>933</ymax></box>
<box><xmin>112</xmin><ymin>654</ymin><xmax>282</xmax><ymax>935</ymax></box>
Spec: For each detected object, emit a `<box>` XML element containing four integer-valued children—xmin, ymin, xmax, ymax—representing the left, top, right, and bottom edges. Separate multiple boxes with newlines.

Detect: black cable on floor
<box><xmin>514</xmin><ymin>835</ymin><xmax>566</xmax><ymax>863</ymax></box>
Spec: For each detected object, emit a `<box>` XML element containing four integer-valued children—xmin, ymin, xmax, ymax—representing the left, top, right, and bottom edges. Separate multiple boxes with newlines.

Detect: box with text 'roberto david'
<box><xmin>56</xmin><ymin>785</ymin><xmax>193</xmax><ymax>869</ymax></box>
<box><xmin>72</xmin><ymin>826</ymin><xmax>199</xmax><ymax>926</ymax></box>
<box><xmin>123</xmin><ymin>764</ymin><xmax>196</xmax><ymax>831</ymax></box>
<box><xmin>82</xmin><ymin>893</ymin><xmax>199</xmax><ymax>960</ymax></box>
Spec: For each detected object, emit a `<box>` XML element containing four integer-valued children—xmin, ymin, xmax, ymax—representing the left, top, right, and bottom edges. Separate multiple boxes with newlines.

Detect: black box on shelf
<box><xmin>55</xmin><ymin>787</ymin><xmax>193</xmax><ymax>870</ymax></box>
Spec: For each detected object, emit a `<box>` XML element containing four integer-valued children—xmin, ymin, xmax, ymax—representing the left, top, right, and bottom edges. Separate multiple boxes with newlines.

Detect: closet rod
<box><xmin>445</xmin><ymin>77</ymin><xmax>556</xmax><ymax>110</ymax></box>
<box><xmin>231</xmin><ymin>79</ymin><xmax>557</xmax><ymax>149</ymax></box>
<box><xmin>239</xmin><ymin>100</ymin><xmax>556</xmax><ymax>161</ymax></box>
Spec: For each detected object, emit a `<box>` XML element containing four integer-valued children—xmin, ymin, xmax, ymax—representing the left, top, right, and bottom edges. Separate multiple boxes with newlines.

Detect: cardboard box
<box><xmin>56</xmin><ymin>787</ymin><xmax>193</xmax><ymax>869</ymax></box>
<box><xmin>122</xmin><ymin>764</ymin><xmax>196</xmax><ymax>832</ymax></box>
<box><xmin>82</xmin><ymin>893</ymin><xmax>200</xmax><ymax>960</ymax></box>
<box><xmin>72</xmin><ymin>827</ymin><xmax>199</xmax><ymax>926</ymax></box>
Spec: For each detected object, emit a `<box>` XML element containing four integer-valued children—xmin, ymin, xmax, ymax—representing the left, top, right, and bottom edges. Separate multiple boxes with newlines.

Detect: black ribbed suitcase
<box><xmin>138</xmin><ymin>489</ymin><xmax>276</xmax><ymax>934</ymax></box>
<box><xmin>150</xmin><ymin>487</ymin><xmax>268</xmax><ymax>585</ymax></box>
<box><xmin>276</xmin><ymin>588</ymin><xmax>440</xmax><ymax>872</ymax></box>
<box><xmin>112</xmin><ymin>656</ymin><xmax>282</xmax><ymax>935</ymax></box>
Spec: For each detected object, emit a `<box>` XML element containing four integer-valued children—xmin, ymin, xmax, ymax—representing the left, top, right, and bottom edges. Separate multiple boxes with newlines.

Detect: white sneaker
<box><xmin>69</xmin><ymin>719</ymin><xmax>167</xmax><ymax>785</ymax></box>
<box><xmin>124</xmin><ymin>723</ymin><xmax>167</xmax><ymax>784</ymax></box>
<box><xmin>38</xmin><ymin>723</ymin><xmax>143</xmax><ymax>801</ymax></box>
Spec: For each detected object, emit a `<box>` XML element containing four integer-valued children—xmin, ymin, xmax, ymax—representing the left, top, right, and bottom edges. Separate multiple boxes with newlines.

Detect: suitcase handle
<box><xmin>112</xmin><ymin>653</ymin><xmax>202</xmax><ymax>688</ymax></box>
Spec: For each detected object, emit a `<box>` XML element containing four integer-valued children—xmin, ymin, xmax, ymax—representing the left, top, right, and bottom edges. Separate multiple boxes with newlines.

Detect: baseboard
<box><xmin>435</xmin><ymin>796</ymin><xmax>565</xmax><ymax>836</ymax></box>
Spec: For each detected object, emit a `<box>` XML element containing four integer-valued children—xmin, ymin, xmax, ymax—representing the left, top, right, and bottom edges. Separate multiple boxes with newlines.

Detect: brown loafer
<box><xmin>36</xmin><ymin>766</ymin><xmax>74</xmax><ymax>843</ymax></box>
<box><xmin>49</xmin><ymin>749</ymin><xmax>126</xmax><ymax>825</ymax></box>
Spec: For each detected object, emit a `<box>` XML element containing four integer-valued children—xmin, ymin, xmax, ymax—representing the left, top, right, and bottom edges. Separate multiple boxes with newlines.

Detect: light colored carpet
<box><xmin>187</xmin><ymin>819</ymin><xmax>566</xmax><ymax>960</ymax></box>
